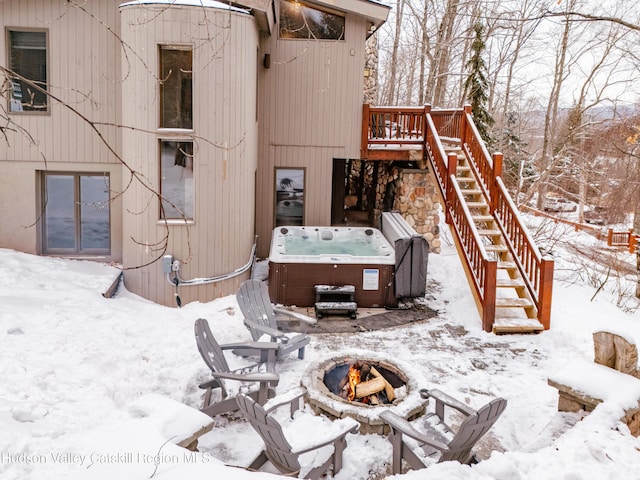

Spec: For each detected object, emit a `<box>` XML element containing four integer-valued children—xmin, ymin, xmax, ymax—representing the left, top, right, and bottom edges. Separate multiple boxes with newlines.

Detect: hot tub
<box><xmin>268</xmin><ymin>226</ymin><xmax>397</xmax><ymax>308</ymax></box>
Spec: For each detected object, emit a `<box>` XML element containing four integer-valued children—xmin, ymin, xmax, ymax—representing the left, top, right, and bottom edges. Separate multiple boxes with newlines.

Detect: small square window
<box><xmin>7</xmin><ymin>29</ymin><xmax>48</xmax><ymax>112</ymax></box>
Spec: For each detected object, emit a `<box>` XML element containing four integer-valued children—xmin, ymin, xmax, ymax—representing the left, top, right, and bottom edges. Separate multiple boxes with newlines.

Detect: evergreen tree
<box><xmin>463</xmin><ymin>23</ymin><xmax>494</xmax><ymax>148</ymax></box>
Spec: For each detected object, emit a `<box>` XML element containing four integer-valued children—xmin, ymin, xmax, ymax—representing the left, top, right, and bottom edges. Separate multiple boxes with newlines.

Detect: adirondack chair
<box><xmin>236</xmin><ymin>390</ymin><xmax>359</xmax><ymax>479</ymax></box>
<box><xmin>194</xmin><ymin>318</ymin><xmax>280</xmax><ymax>417</ymax></box>
<box><xmin>379</xmin><ymin>388</ymin><xmax>507</xmax><ymax>474</ymax></box>
<box><xmin>236</xmin><ymin>279</ymin><xmax>316</xmax><ymax>360</ymax></box>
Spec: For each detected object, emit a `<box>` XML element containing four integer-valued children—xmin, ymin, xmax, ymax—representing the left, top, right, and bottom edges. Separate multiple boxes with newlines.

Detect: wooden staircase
<box><xmin>361</xmin><ymin>104</ymin><xmax>553</xmax><ymax>333</ymax></box>
<box><xmin>450</xmin><ymin>148</ymin><xmax>543</xmax><ymax>333</ymax></box>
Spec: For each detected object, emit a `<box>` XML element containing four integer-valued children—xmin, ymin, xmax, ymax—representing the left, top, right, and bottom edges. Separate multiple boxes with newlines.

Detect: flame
<box><xmin>347</xmin><ymin>363</ymin><xmax>361</xmax><ymax>401</ymax></box>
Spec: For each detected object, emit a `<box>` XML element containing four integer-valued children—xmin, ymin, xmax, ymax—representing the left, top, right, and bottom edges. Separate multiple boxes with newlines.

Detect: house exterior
<box><xmin>0</xmin><ymin>0</ymin><xmax>390</xmax><ymax>307</ymax></box>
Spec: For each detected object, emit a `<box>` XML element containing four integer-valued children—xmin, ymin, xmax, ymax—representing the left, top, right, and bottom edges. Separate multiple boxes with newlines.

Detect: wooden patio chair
<box><xmin>380</xmin><ymin>388</ymin><xmax>507</xmax><ymax>474</ymax></box>
<box><xmin>236</xmin><ymin>279</ymin><xmax>316</xmax><ymax>360</ymax></box>
<box><xmin>236</xmin><ymin>389</ymin><xmax>359</xmax><ymax>479</ymax></box>
<box><xmin>194</xmin><ymin>318</ymin><xmax>280</xmax><ymax>417</ymax></box>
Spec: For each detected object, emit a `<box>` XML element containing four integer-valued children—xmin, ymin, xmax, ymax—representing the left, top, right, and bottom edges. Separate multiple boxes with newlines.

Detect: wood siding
<box><xmin>255</xmin><ymin>12</ymin><xmax>370</xmax><ymax>257</ymax></box>
<box><xmin>0</xmin><ymin>0</ymin><xmax>123</xmax><ymax>258</ymax></box>
<box><xmin>120</xmin><ymin>5</ymin><xmax>259</xmax><ymax>306</ymax></box>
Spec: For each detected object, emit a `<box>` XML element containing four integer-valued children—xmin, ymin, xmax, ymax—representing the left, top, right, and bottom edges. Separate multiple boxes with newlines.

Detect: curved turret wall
<box><xmin>120</xmin><ymin>2</ymin><xmax>259</xmax><ymax>306</ymax></box>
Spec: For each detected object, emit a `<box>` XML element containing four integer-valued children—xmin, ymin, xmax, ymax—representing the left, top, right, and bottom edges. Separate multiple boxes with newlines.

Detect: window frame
<box><xmin>159</xmin><ymin>138</ymin><xmax>195</xmax><ymax>222</ymax></box>
<box><xmin>274</xmin><ymin>167</ymin><xmax>305</xmax><ymax>227</ymax></box>
<box><xmin>158</xmin><ymin>44</ymin><xmax>193</xmax><ymax>131</ymax></box>
<box><xmin>6</xmin><ymin>27</ymin><xmax>50</xmax><ymax>115</ymax></box>
<box><xmin>40</xmin><ymin>172</ymin><xmax>111</xmax><ymax>255</ymax></box>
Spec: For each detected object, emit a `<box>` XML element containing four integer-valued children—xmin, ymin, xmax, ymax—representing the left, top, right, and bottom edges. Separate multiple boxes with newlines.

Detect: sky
<box><xmin>1</xmin><ymin>213</ymin><xmax>640</xmax><ymax>479</ymax></box>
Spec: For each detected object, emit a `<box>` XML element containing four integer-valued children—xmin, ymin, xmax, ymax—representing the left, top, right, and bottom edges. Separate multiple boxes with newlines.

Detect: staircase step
<box><xmin>495</xmin><ymin>297</ymin><xmax>534</xmax><ymax>308</ymax></box>
<box><xmin>478</xmin><ymin>229</ymin><xmax>502</xmax><ymax>236</ymax></box>
<box><xmin>472</xmin><ymin>215</ymin><xmax>495</xmax><ymax>222</ymax></box>
<box><xmin>493</xmin><ymin>319</ymin><xmax>544</xmax><ymax>334</ymax></box>
<box><xmin>466</xmin><ymin>202</ymin><xmax>489</xmax><ymax>209</ymax></box>
<box><xmin>498</xmin><ymin>261</ymin><xmax>518</xmax><ymax>270</ymax></box>
<box><xmin>457</xmin><ymin>175</ymin><xmax>475</xmax><ymax>181</ymax></box>
<box><xmin>485</xmin><ymin>244</ymin><xmax>508</xmax><ymax>253</ymax></box>
<box><xmin>497</xmin><ymin>278</ymin><xmax>526</xmax><ymax>288</ymax></box>
<box><xmin>461</xmin><ymin>189</ymin><xmax>483</xmax><ymax>196</ymax></box>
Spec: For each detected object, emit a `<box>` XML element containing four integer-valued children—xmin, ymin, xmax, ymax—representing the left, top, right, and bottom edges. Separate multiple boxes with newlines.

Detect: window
<box><xmin>159</xmin><ymin>46</ymin><xmax>193</xmax><ymax>129</ymax></box>
<box><xmin>274</xmin><ymin>167</ymin><xmax>305</xmax><ymax>226</ymax></box>
<box><xmin>7</xmin><ymin>29</ymin><xmax>48</xmax><ymax>112</ymax></box>
<box><xmin>160</xmin><ymin>140</ymin><xmax>194</xmax><ymax>220</ymax></box>
<box><xmin>42</xmin><ymin>173</ymin><xmax>110</xmax><ymax>254</ymax></box>
<box><xmin>279</xmin><ymin>0</ymin><xmax>345</xmax><ymax>40</ymax></box>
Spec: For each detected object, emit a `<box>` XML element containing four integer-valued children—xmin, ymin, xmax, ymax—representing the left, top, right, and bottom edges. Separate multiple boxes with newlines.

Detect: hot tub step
<box><xmin>315</xmin><ymin>284</ymin><xmax>358</xmax><ymax>318</ymax></box>
<box><xmin>315</xmin><ymin>302</ymin><xmax>358</xmax><ymax>319</ymax></box>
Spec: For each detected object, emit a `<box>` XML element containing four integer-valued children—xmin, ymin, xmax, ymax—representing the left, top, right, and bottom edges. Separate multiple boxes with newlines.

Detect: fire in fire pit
<box><xmin>340</xmin><ymin>362</ymin><xmax>397</xmax><ymax>405</ymax></box>
<box><xmin>302</xmin><ymin>355</ymin><xmax>427</xmax><ymax>434</ymax></box>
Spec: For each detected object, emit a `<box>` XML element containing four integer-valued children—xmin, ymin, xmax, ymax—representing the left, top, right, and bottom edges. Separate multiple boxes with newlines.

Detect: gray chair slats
<box><xmin>236</xmin><ymin>392</ymin><xmax>358</xmax><ymax>479</ymax></box>
<box><xmin>236</xmin><ymin>280</ymin><xmax>315</xmax><ymax>360</ymax></box>
<box><xmin>380</xmin><ymin>388</ymin><xmax>507</xmax><ymax>474</ymax></box>
<box><xmin>194</xmin><ymin>318</ymin><xmax>279</xmax><ymax>417</ymax></box>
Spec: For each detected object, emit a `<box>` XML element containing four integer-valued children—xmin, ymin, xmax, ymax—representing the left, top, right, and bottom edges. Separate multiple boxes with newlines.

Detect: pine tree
<box><xmin>463</xmin><ymin>23</ymin><xmax>494</xmax><ymax>148</ymax></box>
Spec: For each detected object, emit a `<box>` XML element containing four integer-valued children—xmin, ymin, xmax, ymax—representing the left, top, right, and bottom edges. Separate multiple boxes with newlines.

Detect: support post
<box><xmin>490</xmin><ymin>152</ymin><xmax>503</xmax><ymax>213</ymax></box>
<box><xmin>482</xmin><ymin>260</ymin><xmax>497</xmax><ymax>332</ymax></box>
<box><xmin>361</xmin><ymin>104</ymin><xmax>370</xmax><ymax>158</ymax></box>
<box><xmin>538</xmin><ymin>258</ymin><xmax>554</xmax><ymax>329</ymax></box>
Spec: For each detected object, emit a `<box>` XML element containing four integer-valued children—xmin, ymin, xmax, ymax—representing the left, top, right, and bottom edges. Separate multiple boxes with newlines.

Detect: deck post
<box><xmin>537</xmin><ymin>258</ymin><xmax>554</xmax><ymax>329</ymax></box>
<box><xmin>460</xmin><ymin>104</ymin><xmax>472</xmax><ymax>146</ymax></box>
<box><xmin>490</xmin><ymin>153</ymin><xmax>503</xmax><ymax>213</ymax></box>
<box><xmin>482</xmin><ymin>260</ymin><xmax>497</xmax><ymax>332</ymax></box>
<box><xmin>445</xmin><ymin>152</ymin><xmax>457</xmax><ymax>225</ymax></box>
<box><xmin>361</xmin><ymin>104</ymin><xmax>370</xmax><ymax>159</ymax></box>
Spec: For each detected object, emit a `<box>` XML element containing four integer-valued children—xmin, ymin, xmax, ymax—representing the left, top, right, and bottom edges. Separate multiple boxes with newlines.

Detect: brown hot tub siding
<box><xmin>269</xmin><ymin>262</ymin><xmax>397</xmax><ymax>308</ymax></box>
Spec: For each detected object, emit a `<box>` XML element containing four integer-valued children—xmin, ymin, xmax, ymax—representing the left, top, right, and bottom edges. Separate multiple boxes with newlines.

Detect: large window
<box><xmin>279</xmin><ymin>0</ymin><xmax>345</xmax><ymax>40</ymax></box>
<box><xmin>7</xmin><ymin>29</ymin><xmax>48</xmax><ymax>112</ymax></box>
<box><xmin>159</xmin><ymin>46</ymin><xmax>193</xmax><ymax>129</ymax></box>
<box><xmin>160</xmin><ymin>140</ymin><xmax>194</xmax><ymax>220</ymax></box>
<box><xmin>42</xmin><ymin>173</ymin><xmax>110</xmax><ymax>254</ymax></box>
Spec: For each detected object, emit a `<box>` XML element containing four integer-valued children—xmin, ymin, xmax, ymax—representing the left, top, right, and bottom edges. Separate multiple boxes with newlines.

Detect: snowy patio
<box><xmin>2</xmin><ymin>216</ymin><xmax>640</xmax><ymax>479</ymax></box>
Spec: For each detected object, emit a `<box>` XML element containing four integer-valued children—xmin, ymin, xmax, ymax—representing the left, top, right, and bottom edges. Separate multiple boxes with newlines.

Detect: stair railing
<box><xmin>493</xmin><ymin>177</ymin><xmax>554</xmax><ymax>328</ymax></box>
<box><xmin>459</xmin><ymin>105</ymin><xmax>501</xmax><ymax>207</ymax></box>
<box><xmin>457</xmin><ymin>108</ymin><xmax>553</xmax><ymax>329</ymax></box>
<box><xmin>362</xmin><ymin>103</ymin><xmax>554</xmax><ymax>330</ymax></box>
<box><xmin>448</xmin><ymin>175</ymin><xmax>498</xmax><ymax>332</ymax></box>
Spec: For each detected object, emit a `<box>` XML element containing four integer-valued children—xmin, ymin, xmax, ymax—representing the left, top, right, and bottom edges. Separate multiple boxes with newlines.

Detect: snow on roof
<box><xmin>119</xmin><ymin>0</ymin><xmax>250</xmax><ymax>15</ymax></box>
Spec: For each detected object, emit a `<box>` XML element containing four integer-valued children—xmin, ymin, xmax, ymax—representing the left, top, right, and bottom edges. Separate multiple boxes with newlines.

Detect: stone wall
<box><xmin>363</xmin><ymin>34</ymin><xmax>379</xmax><ymax>105</ymax></box>
<box><xmin>368</xmin><ymin>163</ymin><xmax>441</xmax><ymax>255</ymax></box>
<box><xmin>392</xmin><ymin>169</ymin><xmax>441</xmax><ymax>254</ymax></box>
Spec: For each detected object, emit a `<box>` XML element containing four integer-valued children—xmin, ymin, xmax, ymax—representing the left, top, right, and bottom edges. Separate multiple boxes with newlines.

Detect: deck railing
<box><xmin>361</xmin><ymin>105</ymin><xmax>426</xmax><ymax>158</ymax></box>
<box><xmin>362</xmin><ymin>104</ymin><xmax>554</xmax><ymax>331</ymax></box>
<box><xmin>607</xmin><ymin>228</ymin><xmax>639</xmax><ymax>254</ymax></box>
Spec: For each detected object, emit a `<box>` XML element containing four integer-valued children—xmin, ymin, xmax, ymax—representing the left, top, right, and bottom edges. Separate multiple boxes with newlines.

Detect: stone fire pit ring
<box><xmin>301</xmin><ymin>351</ymin><xmax>428</xmax><ymax>434</ymax></box>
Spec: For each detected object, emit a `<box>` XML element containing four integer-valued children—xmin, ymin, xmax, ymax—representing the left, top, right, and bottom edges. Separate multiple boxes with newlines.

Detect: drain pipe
<box><xmin>163</xmin><ymin>236</ymin><xmax>258</xmax><ymax>306</ymax></box>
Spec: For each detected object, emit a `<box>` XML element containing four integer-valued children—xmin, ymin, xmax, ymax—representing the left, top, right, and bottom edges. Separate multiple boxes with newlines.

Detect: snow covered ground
<box><xmin>1</xmin><ymin>215</ymin><xmax>640</xmax><ymax>479</ymax></box>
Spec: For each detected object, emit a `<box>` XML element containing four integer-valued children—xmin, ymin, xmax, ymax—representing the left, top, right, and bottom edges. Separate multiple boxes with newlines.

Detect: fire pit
<box><xmin>301</xmin><ymin>353</ymin><xmax>427</xmax><ymax>434</ymax></box>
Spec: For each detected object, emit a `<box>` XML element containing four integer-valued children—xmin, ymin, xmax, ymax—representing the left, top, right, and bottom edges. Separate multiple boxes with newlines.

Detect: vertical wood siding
<box><xmin>0</xmin><ymin>0</ymin><xmax>123</xmax><ymax>257</ymax></box>
<box><xmin>255</xmin><ymin>13</ymin><xmax>370</xmax><ymax>256</ymax></box>
<box><xmin>120</xmin><ymin>5</ymin><xmax>258</xmax><ymax>306</ymax></box>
